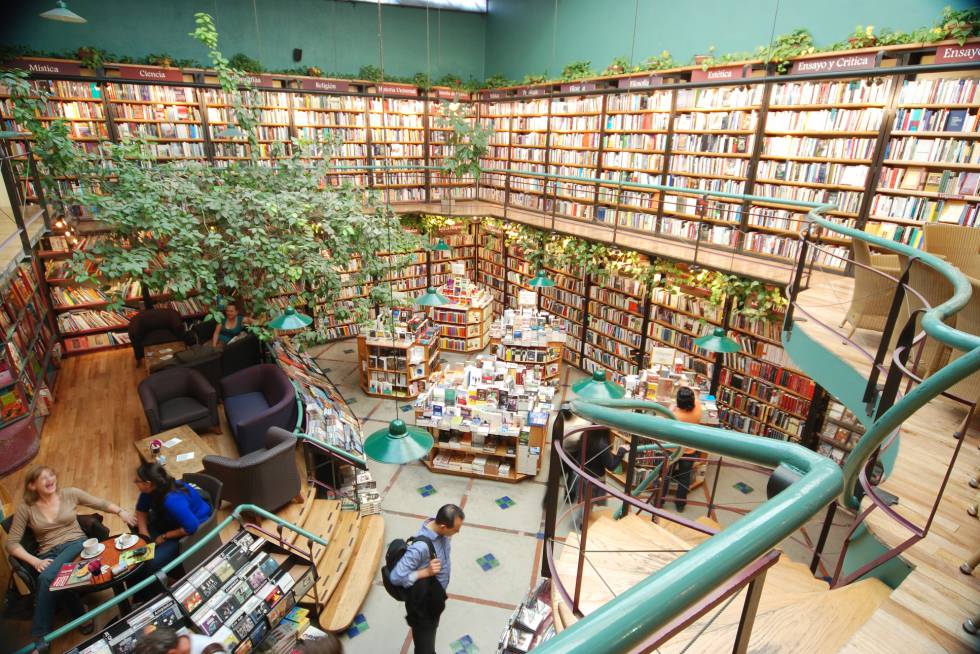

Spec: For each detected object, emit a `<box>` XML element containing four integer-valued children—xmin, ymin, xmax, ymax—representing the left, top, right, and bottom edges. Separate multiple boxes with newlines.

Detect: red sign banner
<box><xmin>377</xmin><ymin>84</ymin><xmax>418</xmax><ymax>97</ymax></box>
<box><xmin>616</xmin><ymin>75</ymin><xmax>664</xmax><ymax>89</ymax></box>
<box><xmin>6</xmin><ymin>59</ymin><xmax>82</xmax><ymax>76</ymax></box>
<box><xmin>300</xmin><ymin>78</ymin><xmax>350</xmax><ymax>92</ymax></box>
<box><xmin>517</xmin><ymin>86</ymin><xmax>548</xmax><ymax>97</ymax></box>
<box><xmin>241</xmin><ymin>73</ymin><xmax>276</xmax><ymax>88</ymax></box>
<box><xmin>934</xmin><ymin>44</ymin><xmax>980</xmax><ymax>64</ymax></box>
<box><xmin>560</xmin><ymin>81</ymin><xmax>597</xmax><ymax>93</ymax></box>
<box><xmin>690</xmin><ymin>64</ymin><xmax>747</xmax><ymax>83</ymax></box>
<box><xmin>116</xmin><ymin>65</ymin><xmax>183</xmax><ymax>82</ymax></box>
<box><xmin>483</xmin><ymin>90</ymin><xmax>512</xmax><ymax>99</ymax></box>
<box><xmin>789</xmin><ymin>52</ymin><xmax>877</xmax><ymax>75</ymax></box>
<box><xmin>435</xmin><ymin>88</ymin><xmax>470</xmax><ymax>100</ymax></box>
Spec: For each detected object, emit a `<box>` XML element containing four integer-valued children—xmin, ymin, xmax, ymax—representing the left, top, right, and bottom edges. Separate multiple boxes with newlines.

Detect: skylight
<box><xmin>347</xmin><ymin>0</ymin><xmax>486</xmax><ymax>12</ymax></box>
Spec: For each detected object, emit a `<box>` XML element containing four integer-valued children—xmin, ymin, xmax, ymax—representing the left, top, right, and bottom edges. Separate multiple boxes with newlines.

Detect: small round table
<box><xmin>49</xmin><ymin>535</ymin><xmax>150</xmax><ymax>614</ymax></box>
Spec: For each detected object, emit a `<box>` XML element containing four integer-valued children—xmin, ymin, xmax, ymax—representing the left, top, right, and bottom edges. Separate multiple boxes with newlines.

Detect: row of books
<box><xmin>878</xmin><ymin>167</ymin><xmax>980</xmax><ymax>196</ymax></box>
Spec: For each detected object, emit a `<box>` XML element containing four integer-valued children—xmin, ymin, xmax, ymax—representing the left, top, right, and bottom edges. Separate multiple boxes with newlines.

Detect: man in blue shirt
<box><xmin>389</xmin><ymin>504</ymin><xmax>465</xmax><ymax>654</ymax></box>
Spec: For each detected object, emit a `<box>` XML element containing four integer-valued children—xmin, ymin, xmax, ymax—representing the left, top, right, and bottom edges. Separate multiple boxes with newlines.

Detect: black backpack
<box><xmin>381</xmin><ymin>535</ymin><xmax>436</xmax><ymax>601</ymax></box>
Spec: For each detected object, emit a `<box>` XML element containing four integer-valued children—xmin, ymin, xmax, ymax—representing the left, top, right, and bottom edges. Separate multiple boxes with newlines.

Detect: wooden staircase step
<box><xmin>300</xmin><ymin>499</ymin><xmax>342</xmax><ymax>562</ymax></box>
<box><xmin>310</xmin><ymin>509</ymin><xmax>360</xmax><ymax>602</ymax></box>
<box><xmin>317</xmin><ymin>513</ymin><xmax>385</xmax><ymax>632</ymax></box>
<box><xmin>654</xmin><ymin>515</ymin><xmax>721</xmax><ymax>546</ymax></box>
<box><xmin>258</xmin><ymin>486</ymin><xmax>317</xmax><ymax>547</ymax></box>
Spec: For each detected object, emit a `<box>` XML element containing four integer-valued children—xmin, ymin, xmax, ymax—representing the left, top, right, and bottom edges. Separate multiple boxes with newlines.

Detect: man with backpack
<box><xmin>382</xmin><ymin>504</ymin><xmax>465</xmax><ymax>654</ymax></box>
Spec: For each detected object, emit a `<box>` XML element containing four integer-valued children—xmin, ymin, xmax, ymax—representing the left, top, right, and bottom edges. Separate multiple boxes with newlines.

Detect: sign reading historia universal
<box><xmin>690</xmin><ymin>64</ymin><xmax>748</xmax><ymax>83</ymax></box>
<box><xmin>933</xmin><ymin>44</ymin><xmax>980</xmax><ymax>64</ymax></box>
<box><xmin>5</xmin><ymin>58</ymin><xmax>82</xmax><ymax>76</ymax></box>
<box><xmin>299</xmin><ymin>78</ymin><xmax>350</xmax><ymax>92</ymax></box>
<box><xmin>616</xmin><ymin>75</ymin><xmax>664</xmax><ymax>89</ymax></box>
<box><xmin>376</xmin><ymin>84</ymin><xmax>418</xmax><ymax>97</ymax></box>
<box><xmin>559</xmin><ymin>81</ymin><xmax>598</xmax><ymax>93</ymax></box>
<box><xmin>115</xmin><ymin>65</ymin><xmax>184</xmax><ymax>82</ymax></box>
<box><xmin>789</xmin><ymin>52</ymin><xmax>878</xmax><ymax>75</ymax></box>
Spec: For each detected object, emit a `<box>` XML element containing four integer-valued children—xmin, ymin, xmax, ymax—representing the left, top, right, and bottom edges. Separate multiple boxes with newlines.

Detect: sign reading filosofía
<box><xmin>616</xmin><ymin>75</ymin><xmax>664</xmax><ymax>89</ymax></box>
<box><xmin>789</xmin><ymin>52</ymin><xmax>877</xmax><ymax>75</ymax></box>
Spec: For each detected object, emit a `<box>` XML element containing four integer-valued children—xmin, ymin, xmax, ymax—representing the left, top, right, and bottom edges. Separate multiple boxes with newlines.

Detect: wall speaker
<box><xmin>293</xmin><ymin>48</ymin><xmax>303</xmax><ymax>62</ymax></box>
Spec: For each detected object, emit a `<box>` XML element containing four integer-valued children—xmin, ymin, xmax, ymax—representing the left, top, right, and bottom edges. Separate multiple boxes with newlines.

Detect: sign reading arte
<box><xmin>934</xmin><ymin>44</ymin><xmax>980</xmax><ymax>64</ymax></box>
<box><xmin>300</xmin><ymin>78</ymin><xmax>350</xmax><ymax>92</ymax></box>
<box><xmin>116</xmin><ymin>65</ymin><xmax>184</xmax><ymax>82</ymax></box>
<box><xmin>6</xmin><ymin>59</ymin><xmax>82</xmax><ymax>76</ymax></box>
<box><xmin>789</xmin><ymin>52</ymin><xmax>877</xmax><ymax>75</ymax></box>
<box><xmin>690</xmin><ymin>64</ymin><xmax>747</xmax><ymax>83</ymax></box>
<box><xmin>559</xmin><ymin>81</ymin><xmax>597</xmax><ymax>93</ymax></box>
<box><xmin>616</xmin><ymin>75</ymin><xmax>664</xmax><ymax>89</ymax></box>
<box><xmin>377</xmin><ymin>84</ymin><xmax>418</xmax><ymax>97</ymax></box>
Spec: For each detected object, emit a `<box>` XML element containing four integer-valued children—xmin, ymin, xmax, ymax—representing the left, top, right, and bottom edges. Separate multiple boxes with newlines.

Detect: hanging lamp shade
<box><xmin>528</xmin><ymin>270</ymin><xmax>555</xmax><ymax>288</ymax></box>
<box><xmin>40</xmin><ymin>0</ymin><xmax>86</xmax><ymax>23</ymax></box>
<box><xmin>364</xmin><ymin>419</ymin><xmax>434</xmax><ymax>464</ymax></box>
<box><xmin>268</xmin><ymin>307</ymin><xmax>313</xmax><ymax>330</ymax></box>
<box><xmin>414</xmin><ymin>286</ymin><xmax>450</xmax><ymax>307</ymax></box>
<box><xmin>572</xmin><ymin>369</ymin><xmax>626</xmax><ymax>400</ymax></box>
<box><xmin>430</xmin><ymin>238</ymin><xmax>452</xmax><ymax>252</ymax></box>
<box><xmin>694</xmin><ymin>327</ymin><xmax>741</xmax><ymax>353</ymax></box>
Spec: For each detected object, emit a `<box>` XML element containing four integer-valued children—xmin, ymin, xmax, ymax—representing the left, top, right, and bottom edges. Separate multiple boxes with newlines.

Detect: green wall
<box><xmin>1</xmin><ymin>0</ymin><xmax>486</xmax><ymax>81</ymax></box>
<box><xmin>484</xmin><ymin>0</ymin><xmax>977</xmax><ymax>81</ymax></box>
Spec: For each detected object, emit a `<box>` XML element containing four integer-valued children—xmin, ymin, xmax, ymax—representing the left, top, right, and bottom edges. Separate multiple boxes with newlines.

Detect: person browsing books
<box><xmin>388</xmin><ymin>504</ymin><xmax>465</xmax><ymax>654</ymax></box>
<box><xmin>5</xmin><ymin>465</ymin><xmax>136</xmax><ymax>638</ymax></box>
<box><xmin>671</xmin><ymin>386</ymin><xmax>702</xmax><ymax>512</ymax></box>
<box><xmin>130</xmin><ymin>463</ymin><xmax>213</xmax><ymax>600</ymax></box>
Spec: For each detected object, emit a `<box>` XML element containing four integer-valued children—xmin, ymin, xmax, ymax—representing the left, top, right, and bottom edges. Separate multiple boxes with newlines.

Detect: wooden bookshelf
<box><xmin>537</xmin><ymin>261</ymin><xmax>585</xmax><ymax>369</ymax></box>
<box><xmin>430</xmin><ymin>294</ymin><xmax>493</xmax><ymax>353</ymax></box>
<box><xmin>584</xmin><ymin>272</ymin><xmax>647</xmax><ymax>385</ymax></box>
<box><xmin>475</xmin><ymin>223</ymin><xmax>505</xmax><ymax>315</ymax></box>
<box><xmin>356</xmin><ymin>309</ymin><xmax>440</xmax><ymax>399</ymax></box>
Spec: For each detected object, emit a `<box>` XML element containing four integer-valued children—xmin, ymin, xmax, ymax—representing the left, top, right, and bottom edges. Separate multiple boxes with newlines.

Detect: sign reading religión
<box><xmin>115</xmin><ymin>65</ymin><xmax>184</xmax><ymax>82</ymax></box>
<box><xmin>789</xmin><ymin>52</ymin><xmax>878</xmax><ymax>75</ymax></box>
<box><xmin>299</xmin><ymin>78</ymin><xmax>350</xmax><ymax>92</ymax></box>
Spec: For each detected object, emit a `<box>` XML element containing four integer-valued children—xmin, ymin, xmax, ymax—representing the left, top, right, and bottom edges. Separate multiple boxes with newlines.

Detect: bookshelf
<box><xmin>584</xmin><ymin>272</ymin><xmax>647</xmax><ymax>385</ymax></box>
<box><xmin>505</xmin><ymin>96</ymin><xmax>551</xmax><ymax>215</ymax></box>
<box><xmin>548</xmin><ymin>93</ymin><xmax>602</xmax><ymax>220</ymax></box>
<box><xmin>475</xmin><ymin>223</ymin><xmax>506</xmax><ymax>315</ymax></box>
<box><xmin>105</xmin><ymin>82</ymin><xmax>207</xmax><ymax>161</ymax></box>
<box><xmin>416</xmin><ymin>356</ymin><xmax>553</xmax><ymax>483</ymax></box>
<box><xmin>504</xmin><ymin>242</ymin><xmax>534</xmax><ymax>310</ymax></box>
<box><xmin>537</xmin><ymin>261</ymin><xmax>585</xmax><ymax>369</ymax></box>
<box><xmin>429</xmin><ymin>276</ymin><xmax>494</xmax><ymax>353</ymax></box>
<box><xmin>356</xmin><ymin>307</ymin><xmax>440</xmax><ymax>399</ymax></box>
<box><xmin>429</xmin><ymin>225</ymin><xmax>477</xmax><ymax>287</ymax></box>
<box><xmin>366</xmin><ymin>95</ymin><xmax>427</xmax><ymax>202</ymax></box>
<box><xmin>489</xmin><ymin>311</ymin><xmax>565</xmax><ymax>383</ymax></box>
<box><xmin>428</xmin><ymin>97</ymin><xmax>478</xmax><ymax>203</ymax></box>
<box><xmin>477</xmin><ymin>95</ymin><xmax>512</xmax><ymax>206</ymax></box>
<box><xmin>816</xmin><ymin>398</ymin><xmax>866</xmax><ymax>465</ymax></box>
<box><xmin>292</xmin><ymin>92</ymin><xmax>369</xmax><ymax>186</ymax></box>
<box><xmin>646</xmin><ymin>283</ymin><xmax>721</xmax><ymax>378</ymax></box>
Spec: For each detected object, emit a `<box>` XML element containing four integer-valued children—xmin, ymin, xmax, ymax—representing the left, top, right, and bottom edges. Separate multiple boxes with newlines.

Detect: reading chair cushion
<box><xmin>159</xmin><ymin>396</ymin><xmax>211</xmax><ymax>428</ymax></box>
<box><xmin>223</xmin><ymin>392</ymin><xmax>270</xmax><ymax>426</ymax></box>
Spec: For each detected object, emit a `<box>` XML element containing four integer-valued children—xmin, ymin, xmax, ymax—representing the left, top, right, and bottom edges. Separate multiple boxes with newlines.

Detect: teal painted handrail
<box><xmin>15</xmin><ymin>504</ymin><xmax>326</xmax><ymax>654</ymax></box>
<box><xmin>539</xmin><ymin>398</ymin><xmax>843</xmax><ymax>653</ymax></box>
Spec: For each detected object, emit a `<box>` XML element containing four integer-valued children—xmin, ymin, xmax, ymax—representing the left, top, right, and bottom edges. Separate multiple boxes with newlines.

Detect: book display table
<box><xmin>430</xmin><ymin>276</ymin><xmax>494</xmax><ymax>353</ymax></box>
<box><xmin>415</xmin><ymin>355</ymin><xmax>555</xmax><ymax>482</ymax></box>
<box><xmin>65</xmin><ymin>530</ymin><xmax>317</xmax><ymax>654</ymax></box>
<box><xmin>356</xmin><ymin>307</ymin><xmax>440</xmax><ymax>399</ymax></box>
<box><xmin>489</xmin><ymin>309</ymin><xmax>566</xmax><ymax>385</ymax></box>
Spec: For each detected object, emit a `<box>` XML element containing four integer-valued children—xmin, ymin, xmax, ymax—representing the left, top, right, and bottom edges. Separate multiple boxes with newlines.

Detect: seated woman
<box><xmin>132</xmin><ymin>463</ymin><xmax>213</xmax><ymax>599</ymax></box>
<box><xmin>671</xmin><ymin>386</ymin><xmax>702</xmax><ymax>512</ymax></box>
<box><xmin>211</xmin><ymin>301</ymin><xmax>252</xmax><ymax>347</ymax></box>
<box><xmin>5</xmin><ymin>465</ymin><xmax>136</xmax><ymax>638</ymax></box>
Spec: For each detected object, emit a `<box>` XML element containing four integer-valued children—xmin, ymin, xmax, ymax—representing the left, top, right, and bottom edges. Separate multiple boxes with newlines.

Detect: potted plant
<box><xmin>145</xmin><ymin>53</ymin><xmax>174</xmax><ymax>67</ymax></box>
<box><xmin>694</xmin><ymin>46</ymin><xmax>716</xmax><ymax>68</ymax></box>
<box><xmin>560</xmin><ymin>60</ymin><xmax>594</xmax><ymax>81</ymax></box>
<box><xmin>848</xmin><ymin>25</ymin><xmax>878</xmax><ymax>49</ymax></box>
<box><xmin>306</xmin><ymin>66</ymin><xmax>322</xmax><ymax>77</ymax></box>
<box><xmin>640</xmin><ymin>50</ymin><xmax>675</xmax><ymax>71</ymax></box>
<box><xmin>603</xmin><ymin>56</ymin><xmax>632</xmax><ymax>76</ymax></box>
<box><xmin>938</xmin><ymin>5</ymin><xmax>979</xmax><ymax>45</ymax></box>
<box><xmin>76</xmin><ymin>47</ymin><xmax>105</xmax><ymax>71</ymax></box>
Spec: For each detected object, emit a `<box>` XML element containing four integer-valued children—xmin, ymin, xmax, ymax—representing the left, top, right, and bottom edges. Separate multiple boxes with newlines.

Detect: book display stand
<box><xmin>356</xmin><ymin>307</ymin><xmax>441</xmax><ymax>399</ymax></box>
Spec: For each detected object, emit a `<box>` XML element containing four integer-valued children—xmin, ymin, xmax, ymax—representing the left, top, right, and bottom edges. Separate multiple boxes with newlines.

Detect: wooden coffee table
<box><xmin>135</xmin><ymin>425</ymin><xmax>216</xmax><ymax>477</ymax></box>
<box><xmin>144</xmin><ymin>341</ymin><xmax>187</xmax><ymax>373</ymax></box>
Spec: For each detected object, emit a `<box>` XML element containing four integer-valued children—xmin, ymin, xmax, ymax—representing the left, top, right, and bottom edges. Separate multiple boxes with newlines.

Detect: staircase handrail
<box><xmin>15</xmin><ymin>504</ymin><xmax>327</xmax><ymax>654</ymax></box>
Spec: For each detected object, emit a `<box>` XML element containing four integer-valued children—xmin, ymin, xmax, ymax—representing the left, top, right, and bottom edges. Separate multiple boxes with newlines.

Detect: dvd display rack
<box><xmin>356</xmin><ymin>307</ymin><xmax>441</xmax><ymax>399</ymax></box>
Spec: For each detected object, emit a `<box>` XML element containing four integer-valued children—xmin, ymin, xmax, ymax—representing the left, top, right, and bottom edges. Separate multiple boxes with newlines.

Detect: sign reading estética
<box><xmin>5</xmin><ymin>59</ymin><xmax>82</xmax><ymax>76</ymax></box>
<box><xmin>115</xmin><ymin>65</ymin><xmax>183</xmax><ymax>82</ymax></box>
<box><xmin>616</xmin><ymin>75</ymin><xmax>664</xmax><ymax>89</ymax></box>
<box><xmin>789</xmin><ymin>52</ymin><xmax>877</xmax><ymax>75</ymax></box>
<box><xmin>299</xmin><ymin>78</ymin><xmax>350</xmax><ymax>92</ymax></box>
<box><xmin>934</xmin><ymin>44</ymin><xmax>980</xmax><ymax>64</ymax></box>
<box><xmin>690</xmin><ymin>65</ymin><xmax>747</xmax><ymax>83</ymax></box>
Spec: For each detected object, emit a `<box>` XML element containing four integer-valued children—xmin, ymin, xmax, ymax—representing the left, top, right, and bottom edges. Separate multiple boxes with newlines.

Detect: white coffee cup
<box><xmin>82</xmin><ymin>537</ymin><xmax>100</xmax><ymax>556</ymax></box>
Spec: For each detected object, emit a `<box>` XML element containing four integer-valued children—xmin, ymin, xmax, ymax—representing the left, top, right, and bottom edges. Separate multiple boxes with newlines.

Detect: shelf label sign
<box><xmin>934</xmin><ymin>45</ymin><xmax>980</xmax><ymax>63</ymax></box>
<box><xmin>789</xmin><ymin>52</ymin><xmax>877</xmax><ymax>75</ymax></box>
<box><xmin>517</xmin><ymin>87</ymin><xmax>548</xmax><ymax>97</ymax></box>
<box><xmin>241</xmin><ymin>73</ymin><xmax>276</xmax><ymax>87</ymax></box>
<box><xmin>690</xmin><ymin>64</ymin><xmax>748</xmax><ymax>82</ymax></box>
<box><xmin>616</xmin><ymin>75</ymin><xmax>664</xmax><ymax>89</ymax></box>
<box><xmin>300</xmin><ymin>78</ymin><xmax>350</xmax><ymax>92</ymax></box>
<box><xmin>116</xmin><ymin>65</ymin><xmax>183</xmax><ymax>82</ymax></box>
<box><xmin>435</xmin><ymin>88</ymin><xmax>470</xmax><ymax>100</ymax></box>
<box><xmin>5</xmin><ymin>59</ymin><xmax>82</xmax><ymax>76</ymax></box>
<box><xmin>377</xmin><ymin>84</ymin><xmax>418</xmax><ymax>97</ymax></box>
<box><xmin>483</xmin><ymin>90</ymin><xmax>511</xmax><ymax>99</ymax></box>
<box><xmin>560</xmin><ymin>81</ymin><xmax>597</xmax><ymax>93</ymax></box>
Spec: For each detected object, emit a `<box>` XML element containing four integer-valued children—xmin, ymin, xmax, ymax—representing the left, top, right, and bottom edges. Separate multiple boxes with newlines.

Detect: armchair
<box><xmin>128</xmin><ymin>308</ymin><xmax>188</xmax><ymax>364</ymax></box>
<box><xmin>176</xmin><ymin>473</ymin><xmax>223</xmax><ymax>574</ymax></box>
<box><xmin>138</xmin><ymin>367</ymin><xmax>220</xmax><ymax>435</ymax></box>
<box><xmin>201</xmin><ymin>427</ymin><xmax>301</xmax><ymax>513</ymax></box>
<box><xmin>178</xmin><ymin>321</ymin><xmax>261</xmax><ymax>393</ymax></box>
<box><xmin>840</xmin><ymin>240</ymin><xmax>902</xmax><ymax>338</ymax></box>
<box><xmin>221</xmin><ymin>364</ymin><xmax>297</xmax><ymax>455</ymax></box>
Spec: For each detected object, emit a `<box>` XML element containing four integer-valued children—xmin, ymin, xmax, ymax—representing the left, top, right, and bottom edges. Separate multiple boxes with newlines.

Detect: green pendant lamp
<box><xmin>414</xmin><ymin>286</ymin><xmax>450</xmax><ymax>306</ymax></box>
<box><xmin>268</xmin><ymin>307</ymin><xmax>313</xmax><ymax>330</ymax></box>
<box><xmin>40</xmin><ymin>0</ymin><xmax>87</xmax><ymax>23</ymax></box>
<box><xmin>528</xmin><ymin>270</ymin><xmax>555</xmax><ymax>288</ymax></box>
<box><xmin>572</xmin><ymin>369</ymin><xmax>626</xmax><ymax>400</ymax></box>
<box><xmin>694</xmin><ymin>327</ymin><xmax>741</xmax><ymax>353</ymax></box>
<box><xmin>429</xmin><ymin>238</ymin><xmax>452</xmax><ymax>252</ymax></box>
<box><xmin>364</xmin><ymin>419</ymin><xmax>434</xmax><ymax>464</ymax></box>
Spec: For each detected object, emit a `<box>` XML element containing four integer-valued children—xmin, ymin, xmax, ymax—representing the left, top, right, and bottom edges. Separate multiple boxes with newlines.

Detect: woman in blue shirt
<box><xmin>211</xmin><ymin>301</ymin><xmax>252</xmax><ymax>347</ymax></box>
<box><xmin>131</xmin><ymin>463</ymin><xmax>212</xmax><ymax>599</ymax></box>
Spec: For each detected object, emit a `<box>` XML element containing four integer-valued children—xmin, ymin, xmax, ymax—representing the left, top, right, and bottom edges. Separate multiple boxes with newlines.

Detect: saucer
<box><xmin>115</xmin><ymin>534</ymin><xmax>139</xmax><ymax>550</ymax></box>
<box><xmin>80</xmin><ymin>543</ymin><xmax>105</xmax><ymax>559</ymax></box>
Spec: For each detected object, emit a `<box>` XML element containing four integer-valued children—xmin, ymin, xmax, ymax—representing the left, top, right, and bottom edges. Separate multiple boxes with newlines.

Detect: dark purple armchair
<box><xmin>138</xmin><ymin>367</ymin><xmax>220</xmax><ymax>435</ymax></box>
<box><xmin>220</xmin><ymin>364</ymin><xmax>297</xmax><ymax>455</ymax></box>
<box><xmin>129</xmin><ymin>308</ymin><xmax>188</xmax><ymax>364</ymax></box>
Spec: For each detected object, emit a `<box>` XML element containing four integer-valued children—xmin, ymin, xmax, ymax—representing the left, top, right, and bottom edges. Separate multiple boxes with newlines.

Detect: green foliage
<box><xmin>228</xmin><ymin>53</ymin><xmax>264</xmax><ymax>73</ymax></box>
<box><xmin>433</xmin><ymin>73</ymin><xmax>462</xmax><ymax>89</ymax></box>
<box><xmin>848</xmin><ymin>25</ymin><xmax>878</xmax><ymax>49</ymax></box>
<box><xmin>522</xmin><ymin>73</ymin><xmax>548</xmax><ymax>85</ymax></box>
<box><xmin>758</xmin><ymin>29</ymin><xmax>817</xmax><ymax>74</ymax></box>
<box><xmin>75</xmin><ymin>47</ymin><xmax>106</xmax><ymax>70</ymax></box>
<box><xmin>603</xmin><ymin>56</ymin><xmax>634</xmax><ymax>75</ymax></box>
<box><xmin>639</xmin><ymin>50</ymin><xmax>675</xmax><ymax>71</ymax></box>
<box><xmin>483</xmin><ymin>73</ymin><xmax>512</xmax><ymax>89</ymax></box>
<box><xmin>559</xmin><ymin>60</ymin><xmax>595</xmax><ymax>81</ymax></box>
<box><xmin>358</xmin><ymin>65</ymin><xmax>382</xmax><ymax>81</ymax></box>
<box><xmin>413</xmin><ymin>72</ymin><xmax>433</xmax><ymax>90</ymax></box>
<box><xmin>938</xmin><ymin>5</ymin><xmax>980</xmax><ymax>45</ymax></box>
<box><xmin>434</xmin><ymin>101</ymin><xmax>492</xmax><ymax>182</ymax></box>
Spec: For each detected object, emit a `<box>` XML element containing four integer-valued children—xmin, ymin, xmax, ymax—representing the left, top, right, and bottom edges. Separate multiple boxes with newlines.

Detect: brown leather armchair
<box><xmin>201</xmin><ymin>427</ymin><xmax>301</xmax><ymax>513</ymax></box>
<box><xmin>128</xmin><ymin>308</ymin><xmax>188</xmax><ymax>364</ymax></box>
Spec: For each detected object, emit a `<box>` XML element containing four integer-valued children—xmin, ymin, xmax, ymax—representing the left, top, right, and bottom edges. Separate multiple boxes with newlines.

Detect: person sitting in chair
<box><xmin>211</xmin><ymin>301</ymin><xmax>252</xmax><ymax>347</ymax></box>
